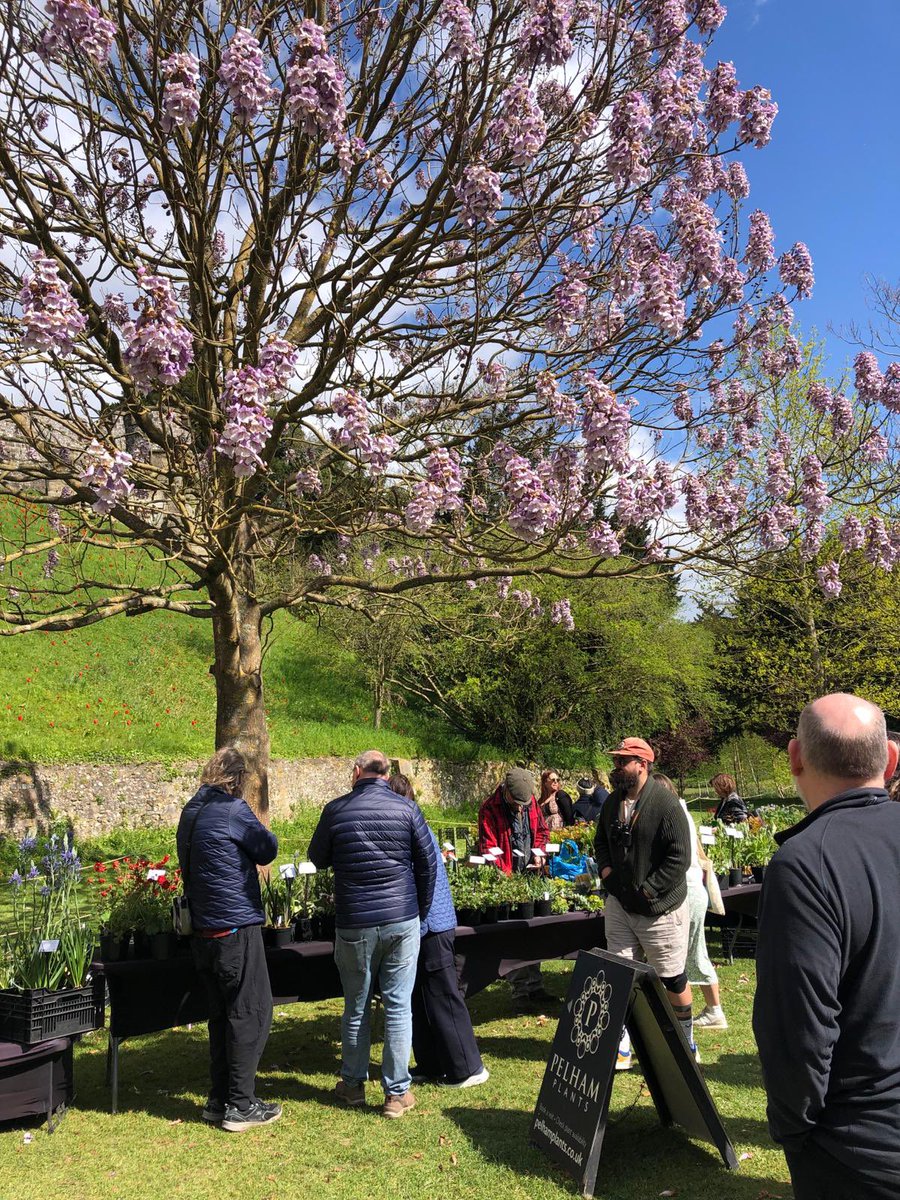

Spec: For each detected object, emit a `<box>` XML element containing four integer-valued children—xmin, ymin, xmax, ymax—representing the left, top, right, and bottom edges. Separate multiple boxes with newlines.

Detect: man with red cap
<box><xmin>594</xmin><ymin>737</ymin><xmax>694</xmax><ymax>1067</ymax></box>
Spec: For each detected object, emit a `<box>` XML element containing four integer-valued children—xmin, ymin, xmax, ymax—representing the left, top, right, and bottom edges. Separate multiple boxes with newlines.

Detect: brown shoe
<box><xmin>382</xmin><ymin>1090</ymin><xmax>416</xmax><ymax>1119</ymax></box>
<box><xmin>335</xmin><ymin>1079</ymin><xmax>365</xmax><ymax>1107</ymax></box>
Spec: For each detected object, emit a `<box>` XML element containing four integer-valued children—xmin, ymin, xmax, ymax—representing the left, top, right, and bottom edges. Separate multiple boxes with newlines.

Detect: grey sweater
<box><xmin>593</xmin><ymin>776</ymin><xmax>690</xmax><ymax>916</ymax></box>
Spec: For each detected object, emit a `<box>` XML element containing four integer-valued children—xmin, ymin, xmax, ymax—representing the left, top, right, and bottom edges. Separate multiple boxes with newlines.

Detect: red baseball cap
<box><xmin>605</xmin><ymin>737</ymin><xmax>655</xmax><ymax>764</ymax></box>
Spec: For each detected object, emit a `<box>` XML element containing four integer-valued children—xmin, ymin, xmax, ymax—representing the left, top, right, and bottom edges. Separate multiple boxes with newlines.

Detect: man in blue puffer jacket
<box><xmin>309</xmin><ymin>749</ymin><xmax>437</xmax><ymax>1119</ymax></box>
<box><xmin>177</xmin><ymin>747</ymin><xmax>279</xmax><ymax>1133</ymax></box>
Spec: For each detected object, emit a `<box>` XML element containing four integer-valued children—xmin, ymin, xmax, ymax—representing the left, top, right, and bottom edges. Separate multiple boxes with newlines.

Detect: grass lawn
<box><xmin>0</xmin><ymin>959</ymin><xmax>791</xmax><ymax>1200</ymax></box>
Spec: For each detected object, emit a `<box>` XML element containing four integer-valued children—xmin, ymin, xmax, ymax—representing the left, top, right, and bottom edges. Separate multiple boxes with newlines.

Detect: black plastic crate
<box><xmin>0</xmin><ymin>975</ymin><xmax>105</xmax><ymax>1045</ymax></box>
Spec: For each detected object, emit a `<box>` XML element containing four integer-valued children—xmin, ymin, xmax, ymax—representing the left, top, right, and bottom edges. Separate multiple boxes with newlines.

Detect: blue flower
<box><xmin>39</xmin><ymin>885</ymin><xmax>51</xmax><ymax>897</ymax></box>
<box><xmin>9</xmin><ymin>870</ymin><xmax>23</xmax><ymax>887</ymax></box>
<box><xmin>26</xmin><ymin>864</ymin><xmax>39</xmax><ymax>880</ymax></box>
<box><xmin>18</xmin><ymin>835</ymin><xmax>37</xmax><ymax>853</ymax></box>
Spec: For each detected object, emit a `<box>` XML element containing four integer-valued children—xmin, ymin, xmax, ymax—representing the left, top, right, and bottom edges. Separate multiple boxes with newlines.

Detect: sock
<box><xmin>618</xmin><ymin>1029</ymin><xmax>631</xmax><ymax>1057</ymax></box>
<box><xmin>679</xmin><ymin>1014</ymin><xmax>694</xmax><ymax>1048</ymax></box>
<box><xmin>707</xmin><ymin>1005</ymin><xmax>723</xmax><ymax>1016</ymax></box>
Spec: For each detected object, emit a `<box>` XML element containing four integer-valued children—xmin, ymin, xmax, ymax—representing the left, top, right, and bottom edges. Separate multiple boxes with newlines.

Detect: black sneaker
<box><xmin>202</xmin><ymin>1100</ymin><xmax>226</xmax><ymax>1124</ymax></box>
<box><xmin>221</xmin><ymin>1099</ymin><xmax>282</xmax><ymax>1132</ymax></box>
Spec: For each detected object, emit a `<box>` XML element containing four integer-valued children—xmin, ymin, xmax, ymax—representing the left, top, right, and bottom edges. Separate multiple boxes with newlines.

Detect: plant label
<box><xmin>468</xmin><ymin>855</ymin><xmax>486</xmax><ymax>865</ymax></box>
<box><xmin>442</xmin><ymin>841</ymin><xmax>455</xmax><ymax>851</ymax></box>
<box><xmin>39</xmin><ymin>939</ymin><xmax>60</xmax><ymax>953</ymax></box>
<box><xmin>724</xmin><ymin>827</ymin><xmax>745</xmax><ymax>839</ymax></box>
<box><xmin>146</xmin><ymin>868</ymin><xmax>166</xmax><ymax>881</ymax></box>
<box><xmin>512</xmin><ymin>849</ymin><xmax>525</xmax><ymax>859</ymax></box>
<box><xmin>546</xmin><ymin>843</ymin><xmax>561</xmax><ymax>853</ymax></box>
<box><xmin>698</xmin><ymin>826</ymin><xmax>715</xmax><ymax>837</ymax></box>
<box><xmin>279</xmin><ymin>863</ymin><xmax>298</xmax><ymax>878</ymax></box>
<box><xmin>294</xmin><ymin>861</ymin><xmax>317</xmax><ymax>875</ymax></box>
<box><xmin>532</xmin><ymin>848</ymin><xmax>546</xmax><ymax>858</ymax></box>
<box><xmin>701</xmin><ymin>834</ymin><xmax>717</xmax><ymax>846</ymax></box>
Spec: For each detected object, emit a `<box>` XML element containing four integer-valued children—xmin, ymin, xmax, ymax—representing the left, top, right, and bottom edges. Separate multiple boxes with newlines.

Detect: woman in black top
<box><xmin>538</xmin><ymin>769</ymin><xmax>575</xmax><ymax>829</ymax></box>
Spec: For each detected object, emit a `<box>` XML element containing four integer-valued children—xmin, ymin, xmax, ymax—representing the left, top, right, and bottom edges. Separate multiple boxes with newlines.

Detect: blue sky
<box><xmin>713</xmin><ymin>0</ymin><xmax>900</xmax><ymax>381</ymax></box>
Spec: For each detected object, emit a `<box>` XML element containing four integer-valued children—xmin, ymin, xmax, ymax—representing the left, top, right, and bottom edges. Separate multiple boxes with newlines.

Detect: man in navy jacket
<box><xmin>753</xmin><ymin>693</ymin><xmax>900</xmax><ymax>1199</ymax></box>
<box><xmin>177</xmin><ymin>747</ymin><xmax>279</xmax><ymax>1133</ymax></box>
<box><xmin>309</xmin><ymin>749</ymin><xmax>437</xmax><ymax>1119</ymax></box>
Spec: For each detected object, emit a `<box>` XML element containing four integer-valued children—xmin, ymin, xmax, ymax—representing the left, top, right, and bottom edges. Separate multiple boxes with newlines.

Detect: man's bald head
<box><xmin>796</xmin><ymin>693</ymin><xmax>888</xmax><ymax>782</ymax></box>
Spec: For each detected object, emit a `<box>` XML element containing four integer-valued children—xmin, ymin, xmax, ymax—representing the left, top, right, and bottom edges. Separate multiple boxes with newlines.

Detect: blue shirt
<box><xmin>421</xmin><ymin>831</ymin><xmax>457</xmax><ymax>936</ymax></box>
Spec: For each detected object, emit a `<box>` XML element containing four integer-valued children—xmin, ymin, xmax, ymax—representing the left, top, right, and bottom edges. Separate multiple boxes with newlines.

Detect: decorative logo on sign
<box><xmin>570</xmin><ymin>970</ymin><xmax>612</xmax><ymax>1059</ymax></box>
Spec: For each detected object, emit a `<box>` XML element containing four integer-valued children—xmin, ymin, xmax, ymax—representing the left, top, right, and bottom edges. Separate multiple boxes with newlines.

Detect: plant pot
<box><xmin>514</xmin><ymin>901</ymin><xmax>535</xmax><ymax>920</ymax></box>
<box><xmin>263</xmin><ymin>926</ymin><xmax>293</xmax><ymax>948</ymax></box>
<box><xmin>319</xmin><ymin>915</ymin><xmax>336</xmax><ymax>942</ymax></box>
<box><xmin>751</xmin><ymin>865</ymin><xmax>766</xmax><ymax>884</ymax></box>
<box><xmin>150</xmin><ymin>931</ymin><xmax>177</xmax><ymax>961</ymax></box>
<box><xmin>728</xmin><ymin>868</ymin><xmax>743</xmax><ymax>889</ymax></box>
<box><xmin>294</xmin><ymin>917</ymin><xmax>315</xmax><ymax>943</ymax></box>
<box><xmin>99</xmin><ymin>932</ymin><xmax>130</xmax><ymax>963</ymax></box>
<box><xmin>457</xmin><ymin>907</ymin><xmax>478</xmax><ymax>927</ymax></box>
<box><xmin>495</xmin><ymin>903</ymin><xmax>511</xmax><ymax>921</ymax></box>
<box><xmin>716</xmin><ymin>872</ymin><xmax>728</xmax><ymax>889</ymax></box>
<box><xmin>132</xmin><ymin>930</ymin><xmax>151</xmax><ymax>959</ymax></box>
<box><xmin>534</xmin><ymin>899</ymin><xmax>553</xmax><ymax>917</ymax></box>
<box><xmin>482</xmin><ymin>905</ymin><xmax>499</xmax><ymax>925</ymax></box>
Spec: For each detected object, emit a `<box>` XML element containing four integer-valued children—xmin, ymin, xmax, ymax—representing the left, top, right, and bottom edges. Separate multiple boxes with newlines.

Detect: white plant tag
<box><xmin>294</xmin><ymin>861</ymin><xmax>317</xmax><ymax>876</ymax></box>
<box><xmin>546</xmin><ymin>843</ymin><xmax>561</xmax><ymax>853</ymax></box>
<box><xmin>701</xmin><ymin>833</ymin><xmax>717</xmax><ymax>846</ymax></box>
<box><xmin>279</xmin><ymin>863</ymin><xmax>298</xmax><ymax>879</ymax></box>
<box><xmin>39</xmin><ymin>939</ymin><xmax>60</xmax><ymax>953</ymax></box>
<box><xmin>698</xmin><ymin>826</ymin><xmax>715</xmax><ymax>836</ymax></box>
<box><xmin>468</xmin><ymin>855</ymin><xmax>486</xmax><ymax>865</ymax></box>
<box><xmin>532</xmin><ymin>847</ymin><xmax>546</xmax><ymax>858</ymax></box>
<box><xmin>146</xmin><ymin>869</ymin><xmax>166</xmax><ymax>881</ymax></box>
<box><xmin>511</xmin><ymin>849</ymin><xmax>525</xmax><ymax>859</ymax></box>
<box><xmin>442</xmin><ymin>841</ymin><xmax>455</xmax><ymax>851</ymax></box>
<box><xmin>724</xmin><ymin>826</ymin><xmax>745</xmax><ymax>839</ymax></box>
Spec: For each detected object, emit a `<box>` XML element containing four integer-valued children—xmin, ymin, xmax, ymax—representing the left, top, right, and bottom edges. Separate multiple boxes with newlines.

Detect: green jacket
<box><xmin>593</xmin><ymin>776</ymin><xmax>690</xmax><ymax>917</ymax></box>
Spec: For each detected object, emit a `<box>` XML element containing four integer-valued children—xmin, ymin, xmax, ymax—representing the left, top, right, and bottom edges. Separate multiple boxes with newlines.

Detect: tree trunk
<box><xmin>209</xmin><ymin>576</ymin><xmax>270</xmax><ymax>821</ymax></box>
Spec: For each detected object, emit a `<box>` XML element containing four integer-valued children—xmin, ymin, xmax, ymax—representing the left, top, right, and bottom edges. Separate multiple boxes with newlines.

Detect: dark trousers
<box><xmin>192</xmin><ymin>925</ymin><xmax>273</xmax><ymax>1111</ymax></box>
<box><xmin>411</xmin><ymin>930</ymin><xmax>483</xmax><ymax>1083</ymax></box>
<box><xmin>786</xmin><ymin>1143</ymin><xmax>900</xmax><ymax>1200</ymax></box>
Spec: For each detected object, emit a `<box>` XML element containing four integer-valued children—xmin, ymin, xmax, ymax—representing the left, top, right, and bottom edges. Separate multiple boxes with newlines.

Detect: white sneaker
<box><xmin>440</xmin><ymin>1068</ymin><xmax>490</xmax><ymax>1089</ymax></box>
<box><xmin>694</xmin><ymin>1007</ymin><xmax>728</xmax><ymax>1030</ymax></box>
<box><xmin>615</xmin><ymin>1049</ymin><xmax>632</xmax><ymax>1071</ymax></box>
<box><xmin>691</xmin><ymin>1042</ymin><xmax>702</xmax><ymax>1065</ymax></box>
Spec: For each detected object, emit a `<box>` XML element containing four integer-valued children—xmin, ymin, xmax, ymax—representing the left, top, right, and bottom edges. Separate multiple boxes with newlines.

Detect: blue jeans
<box><xmin>334</xmin><ymin>918</ymin><xmax>420</xmax><ymax>1095</ymax></box>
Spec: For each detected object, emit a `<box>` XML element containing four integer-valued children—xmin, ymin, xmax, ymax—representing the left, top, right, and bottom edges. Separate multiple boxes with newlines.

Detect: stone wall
<box><xmin>0</xmin><ymin>755</ymin><xmax>515</xmax><ymax>838</ymax></box>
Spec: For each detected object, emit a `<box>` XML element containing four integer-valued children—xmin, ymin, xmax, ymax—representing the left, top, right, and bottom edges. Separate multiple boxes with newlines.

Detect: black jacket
<box><xmin>593</xmin><ymin>776</ymin><xmax>690</xmax><ymax>917</ymax></box>
<box><xmin>308</xmin><ymin>776</ymin><xmax>438</xmax><ymax>929</ymax></box>
<box><xmin>753</xmin><ymin>788</ymin><xmax>900</xmax><ymax>1180</ymax></box>
<box><xmin>176</xmin><ymin>784</ymin><xmax>278</xmax><ymax>930</ymax></box>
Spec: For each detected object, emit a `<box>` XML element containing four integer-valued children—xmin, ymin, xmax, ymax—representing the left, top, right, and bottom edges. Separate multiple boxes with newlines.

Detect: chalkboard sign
<box><xmin>530</xmin><ymin>949</ymin><xmax>737</xmax><ymax>1197</ymax></box>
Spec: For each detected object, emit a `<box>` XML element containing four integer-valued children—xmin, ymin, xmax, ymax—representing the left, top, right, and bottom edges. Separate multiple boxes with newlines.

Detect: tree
<box><xmin>0</xmin><ymin>0</ymin><xmax>894</xmax><ymax>811</ymax></box>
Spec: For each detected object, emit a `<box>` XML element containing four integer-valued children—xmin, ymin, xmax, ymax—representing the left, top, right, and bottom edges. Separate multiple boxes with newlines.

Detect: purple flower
<box><xmin>79</xmin><ymin>439</ymin><xmax>133</xmax><ymax>513</ymax></box>
<box><xmin>862</xmin><ymin>431</ymin><xmax>889</xmax><ymax>464</ymax></box>
<box><xmin>839</xmin><ymin>515</ymin><xmax>865</xmax><ymax>552</ymax></box>
<box><xmin>123</xmin><ymin>267</ymin><xmax>193</xmax><ymax>392</ymax></box>
<box><xmin>650</xmin><ymin>0</ymin><xmax>687</xmax><ymax>48</ymax></box>
<box><xmin>865</xmin><ymin>516</ymin><xmax>895</xmax><ymax>570</ymax></box>
<box><xmin>651</xmin><ymin>67</ymin><xmax>698</xmax><ymax>153</ymax></box>
<box><xmin>439</xmin><ymin>0</ymin><xmax>479</xmax><ymax>61</ymax></box>
<box><xmin>19</xmin><ymin>254</ymin><xmax>86</xmax><ymax>353</ymax></box>
<box><xmin>286</xmin><ymin>20</ymin><xmax>352</xmax><ymax>167</ymax></box>
<box><xmin>799</xmin><ymin>454</ymin><xmax>827</xmax><ymax>520</ymax></box>
<box><xmin>830</xmin><ymin>393</ymin><xmax>854</xmax><ymax>437</ymax></box>
<box><xmin>778</xmin><ymin>242</ymin><xmax>814</xmax><ymax>299</ymax></box>
<box><xmin>882</xmin><ymin>363</ymin><xmax>900</xmax><ymax>413</ymax></box>
<box><xmin>807</xmin><ymin>381</ymin><xmax>833</xmax><ymax>414</ymax></box>
<box><xmin>816</xmin><ymin>561</ymin><xmax>842</xmax><ymax>599</ymax></box>
<box><xmin>666</xmin><ymin>183</ymin><xmax>723</xmax><ymax>286</ymax></box>
<box><xmin>724</xmin><ymin>161</ymin><xmax>750</xmax><ymax>200</ymax></box>
<box><xmin>160</xmin><ymin>52</ymin><xmax>200</xmax><ymax>130</ymax></box>
<box><xmin>547</xmin><ymin>259</ymin><xmax>588</xmax><ymax>337</ymax></box>
<box><xmin>581</xmin><ymin>376</ymin><xmax>631</xmax><ymax>472</ymax></box>
<box><xmin>518</xmin><ymin>0</ymin><xmax>573</xmax><ymax>69</ymax></box>
<box><xmin>739</xmin><ymin>85</ymin><xmax>778</xmax><ymax>148</ymax></box>
<box><xmin>688</xmin><ymin>0</ymin><xmax>726</xmax><ymax>34</ymax></box>
<box><xmin>455</xmin><ymin>164</ymin><xmax>502</xmax><ymax>228</ymax></box>
<box><xmin>43</xmin><ymin>547</ymin><xmax>60</xmax><ymax>578</ymax></box>
<box><xmin>606</xmin><ymin>92</ymin><xmax>652</xmax><ymax>189</ymax></box>
<box><xmin>587</xmin><ymin>521</ymin><xmax>621</xmax><ymax>557</ymax></box>
<box><xmin>638</xmin><ymin>252</ymin><xmax>685</xmax><ymax>338</ymax></box>
<box><xmin>705</xmin><ymin>61</ymin><xmax>740</xmax><ymax>134</ymax></box>
<box><xmin>537</xmin><ymin>371</ymin><xmax>577</xmax><ymax>424</ymax></box>
<box><xmin>550</xmin><ymin>598</ymin><xmax>575</xmax><ymax>631</ymax></box>
<box><xmin>41</xmin><ymin>0</ymin><xmax>116</xmax><ymax>67</ymax></box>
<box><xmin>295</xmin><ymin>467</ymin><xmax>322</xmax><ymax>496</ymax></box>
<box><xmin>490</xmin><ymin>77</ymin><xmax>547</xmax><ymax>166</ymax></box>
<box><xmin>854</xmin><ymin>352</ymin><xmax>884</xmax><ymax>404</ymax></box>
<box><xmin>329</xmin><ymin>388</ymin><xmax>396</xmax><ymax>475</ymax></box>
<box><xmin>217</xmin><ymin>367</ymin><xmax>274</xmax><ymax>476</ymax></box>
<box><xmin>9</xmin><ymin>869</ymin><xmax>23</xmax><ymax>887</ymax></box>
<box><xmin>219</xmin><ymin>28</ymin><xmax>275</xmax><ymax>123</ymax></box>
<box><xmin>744</xmin><ymin>209</ymin><xmax>776</xmax><ymax>274</ymax></box>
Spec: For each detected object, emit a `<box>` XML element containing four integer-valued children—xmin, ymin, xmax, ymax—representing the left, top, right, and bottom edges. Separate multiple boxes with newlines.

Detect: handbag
<box><xmin>704</xmin><ymin>865</ymin><xmax>725</xmax><ymax>916</ymax></box>
<box><xmin>172</xmin><ymin>895</ymin><xmax>192</xmax><ymax>936</ymax></box>
<box><xmin>549</xmin><ymin>839</ymin><xmax>588</xmax><ymax>880</ymax></box>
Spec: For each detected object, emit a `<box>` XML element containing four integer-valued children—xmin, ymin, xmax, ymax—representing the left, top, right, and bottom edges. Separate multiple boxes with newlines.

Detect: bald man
<box><xmin>753</xmin><ymin>693</ymin><xmax>900</xmax><ymax>1200</ymax></box>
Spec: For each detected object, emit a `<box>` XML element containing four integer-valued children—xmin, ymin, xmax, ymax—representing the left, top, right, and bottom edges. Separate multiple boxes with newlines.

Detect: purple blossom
<box><xmin>219</xmin><ymin>27</ymin><xmax>275</xmax><ymax>123</ymax></box>
<box><xmin>739</xmin><ymin>85</ymin><xmax>778</xmax><ymax>148</ymax></box>
<box><xmin>80</xmin><ymin>439</ymin><xmax>133</xmax><ymax>513</ymax></box>
<box><xmin>862</xmin><ymin>431</ymin><xmax>889</xmax><ymax>464</ymax></box>
<box><xmin>816</xmin><ymin>561</ymin><xmax>842</xmax><ymax>599</ymax></box>
<box><xmin>757</xmin><ymin>503</ymin><xmax>796</xmax><ymax>551</ymax></box>
<box><xmin>799</xmin><ymin>454</ymin><xmax>827</xmax><ymax>520</ymax></box>
<box><xmin>705</xmin><ymin>61</ymin><xmax>740</xmax><ymax>134</ymax></box>
<box><xmin>550</xmin><ymin>598</ymin><xmax>574</xmax><ymax>631</ymax></box>
<box><xmin>258</xmin><ymin>337</ymin><xmax>300</xmax><ymax>391</ymax></box>
<box><xmin>102</xmin><ymin>292</ymin><xmax>129</xmax><ymax>325</ymax></box>
<box><xmin>581</xmin><ymin>376</ymin><xmax>631</xmax><ymax>471</ymax></box>
<box><xmin>587</xmin><ymin>521</ymin><xmax>622</xmax><ymax>557</ymax></box>
<box><xmin>19</xmin><ymin>254</ymin><xmax>86</xmax><ymax>353</ymax></box>
<box><xmin>494</xmin><ymin>446</ymin><xmax>561</xmax><ymax>542</ymax></box>
<box><xmin>123</xmin><ymin>267</ymin><xmax>193</xmax><ymax>392</ymax></box>
<box><xmin>638</xmin><ymin>252</ymin><xmax>685</xmax><ymax>337</ymax></box>
<box><xmin>490</xmin><ymin>77</ymin><xmax>547</xmax><ymax>166</ymax></box>
<box><xmin>854</xmin><ymin>352</ymin><xmax>884</xmax><ymax>404</ymax></box>
<box><xmin>680</xmin><ymin>474</ymin><xmax>708</xmax><ymax>530</ymax></box>
<box><xmin>405</xmin><ymin>447</ymin><xmax>465</xmax><ymax>531</ymax></box>
<box><xmin>537</xmin><ymin>371</ymin><xmax>577</xmax><ymax>423</ymax></box>
<box><xmin>650</xmin><ymin>67</ymin><xmax>698</xmax><ymax>153</ymax></box>
<box><xmin>650</xmin><ymin>0</ymin><xmax>686</xmax><ymax>47</ymax></box>
<box><xmin>547</xmin><ymin>259</ymin><xmax>588</xmax><ymax>337</ymax></box>
<box><xmin>307</xmin><ymin>553</ymin><xmax>331</xmax><ymax>575</ymax></box>
<box><xmin>667</xmin><ymin>183</ymin><xmax>723</xmax><ymax>286</ymax></box>
<box><xmin>286</xmin><ymin>20</ymin><xmax>352</xmax><ymax>167</ymax></box>
<box><xmin>718</xmin><ymin>256</ymin><xmax>745</xmax><ymax>305</ymax></box>
<box><xmin>724</xmin><ymin>161</ymin><xmax>750</xmax><ymax>200</ymax></box>
<box><xmin>455</xmin><ymin>164</ymin><xmax>502</xmax><ymax>227</ymax></box>
<box><xmin>41</xmin><ymin>0</ymin><xmax>116</xmax><ymax>67</ymax></box>
<box><xmin>496</xmin><ymin>576</ymin><xmax>512</xmax><ymax>600</ymax></box>
<box><xmin>217</xmin><ymin>366</ymin><xmax>274</xmax><ymax>476</ymax></box>
<box><xmin>705</xmin><ymin>474</ymin><xmax>746</xmax><ymax>532</ymax></box>
<box><xmin>160</xmin><ymin>52</ymin><xmax>200</xmax><ymax>130</ymax></box>
<box><xmin>43</xmin><ymin>547</ymin><xmax>60</xmax><ymax>578</ymax></box>
<box><xmin>744</xmin><ymin>209</ymin><xmax>776</xmax><ymax>274</ymax></box>
<box><xmin>295</xmin><ymin>467</ymin><xmax>323</xmax><ymax>496</ymax></box>
<box><xmin>882</xmin><ymin>363</ymin><xmax>900</xmax><ymax>413</ymax></box>
<box><xmin>830</xmin><ymin>393</ymin><xmax>854</xmax><ymax>437</ymax></box>
<box><xmin>778</xmin><ymin>242</ymin><xmax>814</xmax><ymax>299</ymax></box>
<box><xmin>478</xmin><ymin>360</ymin><xmax>508</xmax><ymax>395</ymax></box>
<box><xmin>518</xmin><ymin>0</ymin><xmax>573</xmax><ymax>69</ymax></box>
<box><xmin>764</xmin><ymin>445</ymin><xmax>791</xmax><ymax>500</ymax></box>
<box><xmin>688</xmin><ymin>0</ymin><xmax>726</xmax><ymax>34</ymax></box>
<box><xmin>439</xmin><ymin>0</ymin><xmax>478</xmax><ymax>60</ymax></box>
<box><xmin>865</xmin><ymin>516</ymin><xmax>895</xmax><ymax>570</ymax></box>
<box><xmin>606</xmin><ymin>92</ymin><xmax>652</xmax><ymax>189</ymax></box>
<box><xmin>839</xmin><ymin>515</ymin><xmax>865</xmax><ymax>552</ymax></box>
<box><xmin>807</xmin><ymin>381</ymin><xmax>833</xmax><ymax>414</ymax></box>
<box><xmin>673</xmin><ymin>389</ymin><xmax>693</xmax><ymax>422</ymax></box>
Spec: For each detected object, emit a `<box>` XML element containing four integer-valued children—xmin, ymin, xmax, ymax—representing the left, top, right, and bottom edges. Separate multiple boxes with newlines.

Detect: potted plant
<box><xmin>1</xmin><ymin>832</ymin><xmax>104</xmax><ymax>1044</ymax></box>
<box><xmin>505</xmin><ymin>873</ymin><xmax>533</xmax><ymax>920</ymax></box>
<box><xmin>527</xmin><ymin>871</ymin><xmax>553</xmax><ymax>917</ymax></box>
<box><xmin>706</xmin><ymin>832</ymin><xmax>732</xmax><ymax>889</ymax></box>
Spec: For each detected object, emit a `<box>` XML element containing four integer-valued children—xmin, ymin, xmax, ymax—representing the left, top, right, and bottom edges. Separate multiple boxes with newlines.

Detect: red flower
<box><xmin>160</xmin><ymin>855</ymin><xmax>170</xmax><ymax>865</ymax></box>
